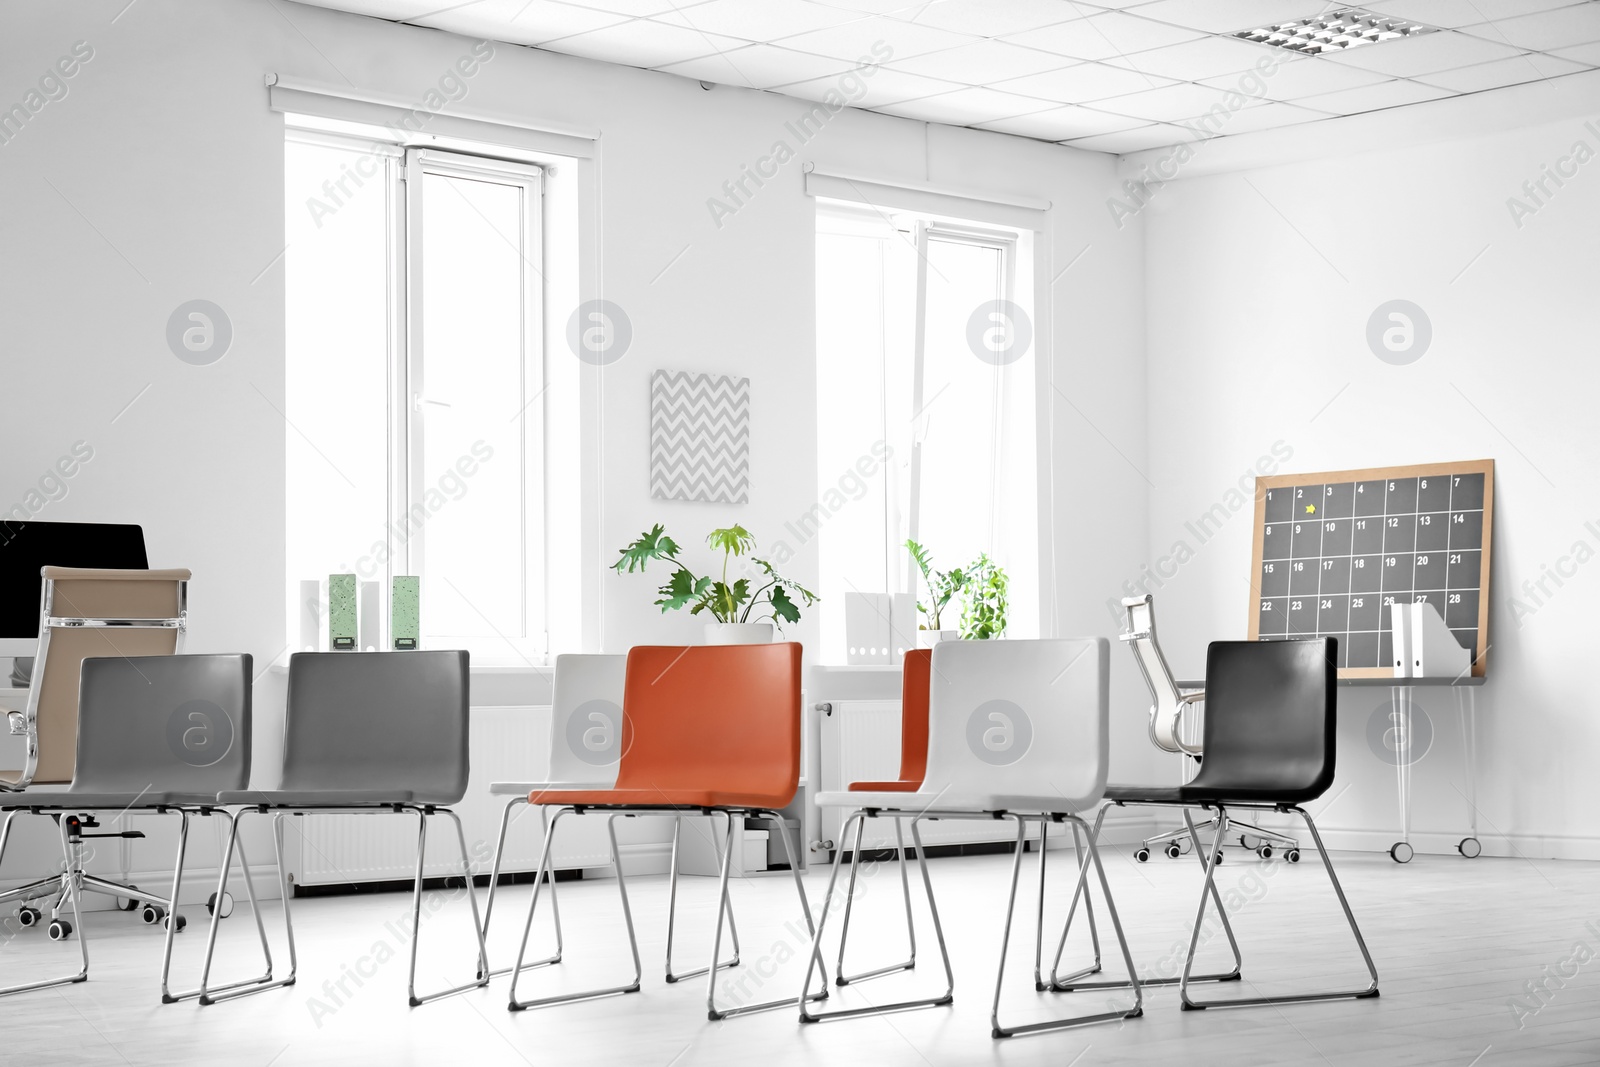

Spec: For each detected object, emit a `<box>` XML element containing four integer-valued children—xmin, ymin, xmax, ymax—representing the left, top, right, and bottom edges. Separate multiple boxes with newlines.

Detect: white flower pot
<box><xmin>704</xmin><ymin>622</ymin><xmax>775</xmax><ymax>645</ymax></box>
<box><xmin>917</xmin><ymin>629</ymin><xmax>958</xmax><ymax>648</ymax></box>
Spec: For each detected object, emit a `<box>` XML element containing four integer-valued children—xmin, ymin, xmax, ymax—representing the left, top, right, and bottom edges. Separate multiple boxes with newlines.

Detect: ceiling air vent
<box><xmin>1233</xmin><ymin>9</ymin><xmax>1440</xmax><ymax>54</ymax></box>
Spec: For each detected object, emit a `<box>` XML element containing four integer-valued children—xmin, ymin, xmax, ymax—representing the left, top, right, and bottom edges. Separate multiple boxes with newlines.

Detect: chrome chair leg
<box><xmin>835</xmin><ymin>816</ymin><xmax>917</xmax><ymax>986</ymax></box>
<box><xmin>197</xmin><ymin>809</ymin><xmax>296</xmax><ymax>1005</ymax></box>
<box><xmin>1179</xmin><ymin>805</ymin><xmax>1379</xmax><ymax>1010</ymax></box>
<box><xmin>706</xmin><ymin>809</ymin><xmax>827</xmax><ymax>1020</ymax></box>
<box><xmin>992</xmin><ymin>814</ymin><xmax>1142</xmax><ymax>1038</ymax></box>
<box><xmin>482</xmin><ymin>797</ymin><xmax>561</xmax><ymax>979</ymax></box>
<box><xmin>508</xmin><ymin>808</ymin><xmax>642</xmax><ymax>1011</ymax></box>
<box><xmin>0</xmin><ymin>812</ymin><xmax>89</xmax><ymax>997</ymax></box>
<box><xmin>1048</xmin><ymin>805</ymin><xmax>1243</xmax><ymax>992</ymax></box>
<box><xmin>406</xmin><ymin>807</ymin><xmax>491</xmax><ymax>1006</ymax></box>
<box><xmin>163</xmin><ymin>808</ymin><xmax>278</xmax><ymax>1003</ymax></box>
<box><xmin>665</xmin><ymin>812</ymin><xmax>742</xmax><ymax>983</ymax></box>
<box><xmin>798</xmin><ymin>811</ymin><xmax>953</xmax><ymax>1023</ymax></box>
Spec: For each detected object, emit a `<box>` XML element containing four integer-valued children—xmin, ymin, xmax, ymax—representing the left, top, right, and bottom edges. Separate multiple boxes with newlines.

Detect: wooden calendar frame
<box><xmin>1248</xmin><ymin>459</ymin><xmax>1494</xmax><ymax>679</ymax></box>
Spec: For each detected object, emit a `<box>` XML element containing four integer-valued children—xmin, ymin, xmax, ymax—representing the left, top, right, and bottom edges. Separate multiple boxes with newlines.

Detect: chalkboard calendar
<box><xmin>1249</xmin><ymin>460</ymin><xmax>1494</xmax><ymax>678</ymax></box>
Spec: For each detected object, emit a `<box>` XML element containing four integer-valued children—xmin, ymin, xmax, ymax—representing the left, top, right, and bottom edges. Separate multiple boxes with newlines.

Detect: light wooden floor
<box><xmin>3</xmin><ymin>841</ymin><xmax>1598</xmax><ymax>1067</ymax></box>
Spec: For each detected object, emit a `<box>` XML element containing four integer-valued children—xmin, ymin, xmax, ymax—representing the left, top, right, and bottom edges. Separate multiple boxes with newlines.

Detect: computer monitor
<box><xmin>0</xmin><ymin>521</ymin><xmax>149</xmax><ymax>658</ymax></box>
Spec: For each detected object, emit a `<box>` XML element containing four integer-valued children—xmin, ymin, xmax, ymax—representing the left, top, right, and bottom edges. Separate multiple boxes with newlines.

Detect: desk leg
<box><xmin>1457</xmin><ymin>688</ymin><xmax>1482</xmax><ymax>858</ymax></box>
<box><xmin>1390</xmin><ymin>688</ymin><xmax>1414</xmax><ymax>864</ymax></box>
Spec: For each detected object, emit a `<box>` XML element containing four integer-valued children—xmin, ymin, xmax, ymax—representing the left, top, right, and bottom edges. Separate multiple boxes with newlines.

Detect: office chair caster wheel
<box><xmin>47</xmin><ymin>919</ymin><xmax>73</xmax><ymax>941</ymax></box>
<box><xmin>1285</xmin><ymin>848</ymin><xmax>1301</xmax><ymax>863</ymax></box>
<box><xmin>1214</xmin><ymin>852</ymin><xmax>1224</xmax><ymax>865</ymax></box>
<box><xmin>206</xmin><ymin>892</ymin><xmax>234</xmax><ymax>918</ymax></box>
<box><xmin>17</xmin><ymin>906</ymin><xmax>41</xmax><ymax>928</ymax></box>
<box><xmin>1238</xmin><ymin>835</ymin><xmax>1253</xmax><ymax>849</ymax></box>
<box><xmin>1135</xmin><ymin>847</ymin><xmax>1150</xmax><ymax>862</ymax></box>
<box><xmin>1256</xmin><ymin>844</ymin><xmax>1273</xmax><ymax>860</ymax></box>
<box><xmin>117</xmin><ymin>888</ymin><xmax>139</xmax><ymax>912</ymax></box>
<box><xmin>1389</xmin><ymin>842</ymin><xmax>1414</xmax><ymax>864</ymax></box>
<box><xmin>165</xmin><ymin>913</ymin><xmax>187</xmax><ymax>933</ymax></box>
<box><xmin>1165</xmin><ymin>843</ymin><xmax>1182</xmax><ymax>859</ymax></box>
<box><xmin>1458</xmin><ymin>837</ymin><xmax>1482</xmax><ymax>859</ymax></box>
<box><xmin>141</xmin><ymin>904</ymin><xmax>167</xmax><ymax>925</ymax></box>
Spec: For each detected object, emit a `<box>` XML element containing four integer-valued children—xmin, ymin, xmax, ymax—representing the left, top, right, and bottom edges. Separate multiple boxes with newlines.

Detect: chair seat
<box><xmin>1105</xmin><ymin>783</ymin><xmax>1317</xmax><ymax>805</ymax></box>
<box><xmin>848</xmin><ymin>780</ymin><xmax>919</xmax><ymax>792</ymax></box>
<box><xmin>215</xmin><ymin>788</ymin><xmax>419</xmax><ymax>807</ymax></box>
<box><xmin>1104</xmin><ymin>784</ymin><xmax>1185</xmax><ymax>804</ymax></box>
<box><xmin>490</xmin><ymin>779</ymin><xmax>609</xmax><ymax>796</ymax></box>
<box><xmin>815</xmin><ymin>789</ymin><xmax>1097</xmax><ymax>815</ymax></box>
<box><xmin>0</xmin><ymin>790</ymin><xmax>189</xmax><ymax>810</ymax></box>
<box><xmin>529</xmin><ymin>786</ymin><xmax>794</xmax><ymax>809</ymax></box>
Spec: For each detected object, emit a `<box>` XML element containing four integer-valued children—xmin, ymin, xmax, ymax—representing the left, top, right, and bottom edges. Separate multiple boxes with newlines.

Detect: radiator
<box><xmin>818</xmin><ymin>699</ymin><xmax>1024</xmax><ymax>855</ymax></box>
<box><xmin>288</xmin><ymin>705</ymin><xmax>615</xmax><ymax>888</ymax></box>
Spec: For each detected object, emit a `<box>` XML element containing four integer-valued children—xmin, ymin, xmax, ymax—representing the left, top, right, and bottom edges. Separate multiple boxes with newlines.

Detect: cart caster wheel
<box><xmin>1257</xmin><ymin>845</ymin><xmax>1273</xmax><ymax>860</ymax></box>
<box><xmin>1458</xmin><ymin>837</ymin><xmax>1482</xmax><ymax>859</ymax></box>
<box><xmin>1134</xmin><ymin>847</ymin><xmax>1150</xmax><ymax>863</ymax></box>
<box><xmin>206</xmin><ymin>892</ymin><xmax>234</xmax><ymax>918</ymax></box>
<box><xmin>117</xmin><ymin>888</ymin><xmax>139</xmax><ymax>912</ymax></box>
<box><xmin>47</xmin><ymin>919</ymin><xmax>73</xmax><ymax>941</ymax></box>
<box><xmin>141</xmin><ymin>904</ymin><xmax>166</xmax><ymax>925</ymax></box>
<box><xmin>17</xmin><ymin>906</ymin><xmax>41</xmax><ymax>928</ymax></box>
<box><xmin>1389</xmin><ymin>842</ymin><xmax>1414</xmax><ymax>864</ymax></box>
<box><xmin>1165</xmin><ymin>843</ymin><xmax>1182</xmax><ymax>860</ymax></box>
<box><xmin>1285</xmin><ymin>848</ymin><xmax>1301</xmax><ymax>863</ymax></box>
<box><xmin>165</xmin><ymin>914</ymin><xmax>187</xmax><ymax>933</ymax></box>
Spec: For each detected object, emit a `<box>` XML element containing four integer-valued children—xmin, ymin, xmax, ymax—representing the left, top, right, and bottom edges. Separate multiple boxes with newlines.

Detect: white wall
<box><xmin>0</xmin><ymin>1</ymin><xmax>1159</xmax><ymax>808</ymax></box>
<box><xmin>1144</xmin><ymin>113</ymin><xmax>1600</xmax><ymax>858</ymax></box>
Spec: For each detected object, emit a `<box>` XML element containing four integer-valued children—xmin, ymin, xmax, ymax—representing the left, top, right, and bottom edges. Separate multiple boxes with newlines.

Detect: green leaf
<box><xmin>769</xmin><ymin>584</ymin><xmax>801</xmax><ymax>624</ymax></box>
<box><xmin>905</xmin><ymin>539</ymin><xmax>933</xmax><ymax>580</ymax></box>
<box><xmin>654</xmin><ymin>568</ymin><xmax>705</xmax><ymax>612</ymax></box>
<box><xmin>614</xmin><ymin>524</ymin><xmax>680</xmax><ymax>573</ymax></box>
<box><xmin>707</xmin><ymin>525</ymin><xmax>755</xmax><ymax>558</ymax></box>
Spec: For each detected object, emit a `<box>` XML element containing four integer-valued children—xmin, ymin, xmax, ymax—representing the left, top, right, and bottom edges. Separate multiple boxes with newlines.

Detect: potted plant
<box><xmin>960</xmin><ymin>553</ymin><xmax>1008</xmax><ymax>640</ymax></box>
<box><xmin>905</xmin><ymin>539</ymin><xmax>964</xmax><ymax>647</ymax></box>
<box><xmin>613</xmin><ymin>523</ymin><xmax>817</xmax><ymax>644</ymax></box>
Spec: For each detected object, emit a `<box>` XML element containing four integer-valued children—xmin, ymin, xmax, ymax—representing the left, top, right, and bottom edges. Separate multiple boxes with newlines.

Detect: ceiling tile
<box><xmin>976</xmin><ymin>104</ymin><xmax>1152</xmax><ymax>139</ymax></box>
<box><xmin>1097</xmin><ymin>81</ymin><xmax>1241</xmax><ymax>121</ymax></box>
<box><xmin>908</xmin><ymin>0</ymin><xmax>1090</xmax><ymax>38</ymax></box>
<box><xmin>540</xmin><ymin>19</ymin><xmax>747</xmax><ymax>67</ymax></box>
<box><xmin>651</xmin><ymin>0</ymin><xmax>861</xmax><ymax>41</ymax></box>
<box><xmin>1460</xmin><ymin>3</ymin><xmax>1600</xmax><ymax>50</ymax></box>
<box><xmin>777</xmin><ymin>67</ymin><xmax>963</xmax><ymax>106</ymax></box>
<box><xmin>1001</xmin><ymin>11</ymin><xmax>1205</xmax><ymax>62</ymax></box>
<box><xmin>1351</xmin><ymin>0</ymin><xmax>1582</xmax><ymax>30</ymax></box>
<box><xmin>995</xmin><ymin>60</ymin><xmax>1179</xmax><ymax>102</ymax></box>
<box><xmin>410</xmin><ymin>0</ymin><xmax>628</xmax><ymax>45</ymax></box>
<box><xmin>658</xmin><ymin>43</ymin><xmax>860</xmax><ymax>88</ymax></box>
<box><xmin>1415</xmin><ymin>51</ymin><xmax>1589</xmax><ymax>91</ymax></box>
<box><xmin>1129</xmin><ymin>0</ymin><xmax>1343</xmax><ymax>35</ymax></box>
<box><xmin>873</xmin><ymin>86</ymin><xmax>1060</xmax><ymax>125</ymax></box>
<box><xmin>1320</xmin><ymin>29</ymin><xmax>1526</xmax><ymax>76</ymax></box>
<box><xmin>1197</xmin><ymin>99</ymin><xmax>1330</xmax><ymax>134</ymax></box>
<box><xmin>1198</xmin><ymin>53</ymin><xmax>1394</xmax><ymax>100</ymax></box>
<box><xmin>1102</xmin><ymin>35</ymin><xmax>1274</xmax><ymax>79</ymax></box>
<box><xmin>1063</xmin><ymin>123</ymin><xmax>1192</xmax><ymax>152</ymax></box>
<box><xmin>1548</xmin><ymin>40</ymin><xmax>1600</xmax><ymax>63</ymax></box>
<box><xmin>891</xmin><ymin>39</ymin><xmax>1075</xmax><ymax>82</ymax></box>
<box><xmin>1292</xmin><ymin>77</ymin><xmax>1455</xmax><ymax>114</ymax></box>
<box><xmin>775</xmin><ymin>16</ymin><xmax>978</xmax><ymax>61</ymax></box>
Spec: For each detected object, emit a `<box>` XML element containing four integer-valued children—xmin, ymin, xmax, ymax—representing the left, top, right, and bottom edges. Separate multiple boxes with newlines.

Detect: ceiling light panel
<box><xmin>1234</xmin><ymin>8</ymin><xmax>1441</xmax><ymax>54</ymax></box>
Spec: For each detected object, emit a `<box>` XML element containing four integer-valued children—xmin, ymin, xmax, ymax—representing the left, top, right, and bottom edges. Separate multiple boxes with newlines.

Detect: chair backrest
<box><xmin>8</xmin><ymin>567</ymin><xmax>189</xmax><ymax>788</ymax></box>
<box><xmin>921</xmin><ymin>637</ymin><xmax>1109</xmax><ymax>812</ymax></box>
<box><xmin>73</xmin><ymin>654</ymin><xmax>251</xmax><ymax>796</ymax></box>
<box><xmin>280</xmin><ymin>650</ymin><xmax>470</xmax><ymax>804</ymax></box>
<box><xmin>896</xmin><ymin>648</ymin><xmax>932</xmax><ymax>786</ymax></box>
<box><xmin>613</xmin><ymin>643</ymin><xmax>802</xmax><ymax>808</ymax></box>
<box><xmin>548</xmin><ymin>653</ymin><xmax>627</xmax><ymax>785</ymax></box>
<box><xmin>1189</xmin><ymin>638</ymin><xmax>1337</xmax><ymax>802</ymax></box>
<box><xmin>1120</xmin><ymin>595</ymin><xmax>1198</xmax><ymax>756</ymax></box>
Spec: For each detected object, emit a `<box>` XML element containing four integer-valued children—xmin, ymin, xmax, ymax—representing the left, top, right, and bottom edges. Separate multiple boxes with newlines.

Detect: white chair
<box><xmin>480</xmin><ymin>654</ymin><xmax>740</xmax><ymax>982</ymax></box>
<box><xmin>802</xmin><ymin>637</ymin><xmax>1142</xmax><ymax>1039</ymax></box>
<box><xmin>1121</xmin><ymin>596</ymin><xmax>1299</xmax><ymax>864</ymax></box>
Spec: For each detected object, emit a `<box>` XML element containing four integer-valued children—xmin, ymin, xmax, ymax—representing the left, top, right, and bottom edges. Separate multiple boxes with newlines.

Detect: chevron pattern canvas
<box><xmin>650</xmin><ymin>370</ymin><xmax>750</xmax><ymax>504</ymax></box>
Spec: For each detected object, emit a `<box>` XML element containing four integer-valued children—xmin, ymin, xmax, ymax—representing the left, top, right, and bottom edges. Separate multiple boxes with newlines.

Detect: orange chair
<box><xmin>507</xmin><ymin>643</ymin><xmax>827</xmax><ymax>1020</ymax></box>
<box><xmin>832</xmin><ymin>649</ymin><xmax>929</xmax><ymax>986</ymax></box>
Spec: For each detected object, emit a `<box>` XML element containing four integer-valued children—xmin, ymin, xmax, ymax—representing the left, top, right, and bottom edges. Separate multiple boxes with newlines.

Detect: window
<box><xmin>284</xmin><ymin>132</ymin><xmax>547</xmax><ymax>662</ymax></box>
<box><xmin>815</xmin><ymin>202</ymin><xmax>1039</xmax><ymax>659</ymax></box>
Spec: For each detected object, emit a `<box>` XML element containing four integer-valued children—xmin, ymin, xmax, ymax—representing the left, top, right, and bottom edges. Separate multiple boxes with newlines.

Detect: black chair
<box><xmin>1054</xmin><ymin>638</ymin><xmax>1378</xmax><ymax>1011</ymax></box>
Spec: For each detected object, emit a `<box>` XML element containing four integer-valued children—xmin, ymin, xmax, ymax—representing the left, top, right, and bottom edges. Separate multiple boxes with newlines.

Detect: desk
<box><xmin>1180</xmin><ymin>675</ymin><xmax>1484</xmax><ymax>863</ymax></box>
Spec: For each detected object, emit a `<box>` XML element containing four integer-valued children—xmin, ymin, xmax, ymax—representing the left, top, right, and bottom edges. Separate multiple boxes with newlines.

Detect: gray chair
<box><xmin>0</xmin><ymin>654</ymin><xmax>270</xmax><ymax>1002</ymax></box>
<box><xmin>203</xmin><ymin>650</ymin><xmax>488</xmax><ymax>1007</ymax></box>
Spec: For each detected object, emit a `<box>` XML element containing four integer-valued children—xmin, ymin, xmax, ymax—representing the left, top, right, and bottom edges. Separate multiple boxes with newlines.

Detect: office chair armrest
<box><xmin>1174</xmin><ymin>691</ymin><xmax>1205</xmax><ymax>756</ymax></box>
<box><xmin>1179</xmin><ymin>691</ymin><xmax>1205</xmax><ymax>704</ymax></box>
<box><xmin>7</xmin><ymin>711</ymin><xmax>24</xmax><ymax>736</ymax></box>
